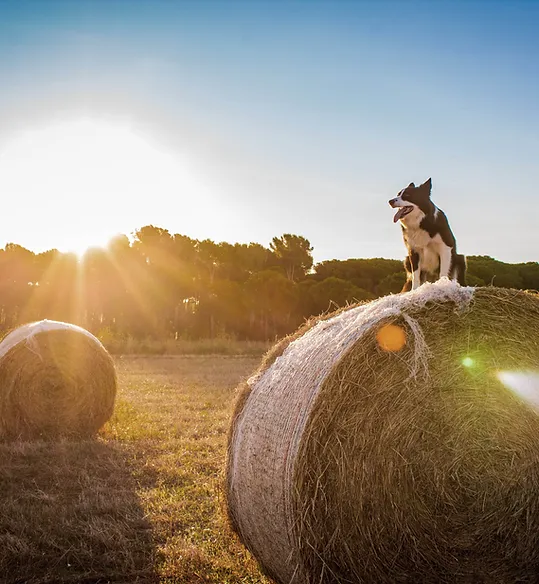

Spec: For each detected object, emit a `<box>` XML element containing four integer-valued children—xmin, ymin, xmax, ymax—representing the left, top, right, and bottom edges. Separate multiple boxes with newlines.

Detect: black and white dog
<box><xmin>389</xmin><ymin>178</ymin><xmax>466</xmax><ymax>292</ymax></box>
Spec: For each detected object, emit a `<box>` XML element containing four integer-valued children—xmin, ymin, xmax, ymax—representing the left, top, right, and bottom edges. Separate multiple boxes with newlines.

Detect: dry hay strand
<box><xmin>0</xmin><ymin>321</ymin><xmax>117</xmax><ymax>440</ymax></box>
<box><xmin>226</xmin><ymin>280</ymin><xmax>539</xmax><ymax>584</ymax></box>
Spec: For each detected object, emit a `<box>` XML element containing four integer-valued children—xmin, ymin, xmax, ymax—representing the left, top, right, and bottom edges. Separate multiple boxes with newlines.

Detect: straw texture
<box><xmin>0</xmin><ymin>320</ymin><xmax>117</xmax><ymax>440</ymax></box>
<box><xmin>227</xmin><ymin>281</ymin><xmax>539</xmax><ymax>583</ymax></box>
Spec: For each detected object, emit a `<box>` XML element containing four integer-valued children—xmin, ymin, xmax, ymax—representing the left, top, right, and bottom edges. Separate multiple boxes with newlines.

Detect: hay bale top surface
<box><xmin>247</xmin><ymin>278</ymin><xmax>474</xmax><ymax>390</ymax></box>
<box><xmin>0</xmin><ymin>319</ymin><xmax>102</xmax><ymax>358</ymax></box>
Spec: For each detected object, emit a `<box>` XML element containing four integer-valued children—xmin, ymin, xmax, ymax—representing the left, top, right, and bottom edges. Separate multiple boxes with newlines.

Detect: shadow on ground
<box><xmin>0</xmin><ymin>439</ymin><xmax>157</xmax><ymax>584</ymax></box>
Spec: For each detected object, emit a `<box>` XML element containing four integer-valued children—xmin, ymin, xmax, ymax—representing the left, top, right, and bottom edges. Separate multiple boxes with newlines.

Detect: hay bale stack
<box><xmin>0</xmin><ymin>320</ymin><xmax>117</xmax><ymax>440</ymax></box>
<box><xmin>227</xmin><ymin>281</ymin><xmax>539</xmax><ymax>584</ymax></box>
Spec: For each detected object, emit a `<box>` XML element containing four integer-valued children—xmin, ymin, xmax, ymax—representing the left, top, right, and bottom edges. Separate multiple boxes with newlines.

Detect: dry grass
<box><xmin>0</xmin><ymin>355</ymin><xmax>269</xmax><ymax>584</ymax></box>
<box><xmin>101</xmin><ymin>336</ymin><xmax>270</xmax><ymax>357</ymax></box>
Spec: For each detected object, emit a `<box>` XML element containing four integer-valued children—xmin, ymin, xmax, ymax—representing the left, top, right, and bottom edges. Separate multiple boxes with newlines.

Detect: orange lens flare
<box><xmin>376</xmin><ymin>323</ymin><xmax>406</xmax><ymax>352</ymax></box>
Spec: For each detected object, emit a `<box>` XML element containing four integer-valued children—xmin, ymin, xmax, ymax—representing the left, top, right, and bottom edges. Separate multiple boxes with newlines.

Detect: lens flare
<box><xmin>462</xmin><ymin>357</ymin><xmax>475</xmax><ymax>368</ymax></box>
<box><xmin>497</xmin><ymin>371</ymin><xmax>539</xmax><ymax>409</ymax></box>
<box><xmin>376</xmin><ymin>324</ymin><xmax>406</xmax><ymax>352</ymax></box>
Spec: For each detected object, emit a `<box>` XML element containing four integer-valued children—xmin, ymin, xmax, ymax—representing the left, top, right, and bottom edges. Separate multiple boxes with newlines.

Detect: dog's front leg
<box><xmin>410</xmin><ymin>251</ymin><xmax>421</xmax><ymax>290</ymax></box>
<box><xmin>439</xmin><ymin>247</ymin><xmax>452</xmax><ymax>280</ymax></box>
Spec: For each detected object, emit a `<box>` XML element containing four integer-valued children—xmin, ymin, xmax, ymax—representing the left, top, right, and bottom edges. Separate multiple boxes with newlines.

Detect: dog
<box><xmin>389</xmin><ymin>178</ymin><xmax>466</xmax><ymax>292</ymax></box>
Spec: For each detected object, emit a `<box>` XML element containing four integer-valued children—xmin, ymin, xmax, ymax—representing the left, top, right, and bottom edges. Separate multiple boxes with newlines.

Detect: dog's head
<box><xmin>388</xmin><ymin>178</ymin><xmax>432</xmax><ymax>223</ymax></box>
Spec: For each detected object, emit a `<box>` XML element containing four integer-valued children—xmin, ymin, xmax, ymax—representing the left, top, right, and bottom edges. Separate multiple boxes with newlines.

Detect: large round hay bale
<box><xmin>227</xmin><ymin>281</ymin><xmax>539</xmax><ymax>583</ymax></box>
<box><xmin>0</xmin><ymin>320</ymin><xmax>117</xmax><ymax>440</ymax></box>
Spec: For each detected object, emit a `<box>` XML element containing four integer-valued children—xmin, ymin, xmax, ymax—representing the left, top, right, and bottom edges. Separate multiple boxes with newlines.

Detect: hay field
<box><xmin>0</xmin><ymin>355</ymin><xmax>269</xmax><ymax>584</ymax></box>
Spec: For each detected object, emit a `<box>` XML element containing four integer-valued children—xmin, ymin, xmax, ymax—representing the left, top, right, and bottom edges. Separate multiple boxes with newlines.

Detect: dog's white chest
<box><xmin>404</xmin><ymin>228</ymin><xmax>447</xmax><ymax>273</ymax></box>
<box><xmin>405</xmin><ymin>227</ymin><xmax>433</xmax><ymax>250</ymax></box>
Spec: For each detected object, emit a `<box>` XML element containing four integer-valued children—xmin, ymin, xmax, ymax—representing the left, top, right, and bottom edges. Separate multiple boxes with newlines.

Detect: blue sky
<box><xmin>0</xmin><ymin>0</ymin><xmax>538</xmax><ymax>262</ymax></box>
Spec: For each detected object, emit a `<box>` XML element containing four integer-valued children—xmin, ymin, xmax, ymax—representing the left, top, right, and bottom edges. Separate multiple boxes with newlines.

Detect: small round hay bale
<box><xmin>226</xmin><ymin>281</ymin><xmax>539</xmax><ymax>583</ymax></box>
<box><xmin>0</xmin><ymin>320</ymin><xmax>117</xmax><ymax>440</ymax></box>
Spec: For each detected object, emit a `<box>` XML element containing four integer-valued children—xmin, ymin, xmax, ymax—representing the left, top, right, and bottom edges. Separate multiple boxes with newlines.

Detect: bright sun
<box><xmin>0</xmin><ymin>119</ymin><xmax>205</xmax><ymax>256</ymax></box>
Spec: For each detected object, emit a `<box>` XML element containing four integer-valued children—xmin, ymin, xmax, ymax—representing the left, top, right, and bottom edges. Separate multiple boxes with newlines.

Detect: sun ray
<box><xmin>19</xmin><ymin>242</ymin><xmax>173</xmax><ymax>336</ymax></box>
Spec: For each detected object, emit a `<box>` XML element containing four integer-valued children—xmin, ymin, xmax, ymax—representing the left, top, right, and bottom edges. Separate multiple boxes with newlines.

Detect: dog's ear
<box><xmin>421</xmin><ymin>178</ymin><xmax>432</xmax><ymax>192</ymax></box>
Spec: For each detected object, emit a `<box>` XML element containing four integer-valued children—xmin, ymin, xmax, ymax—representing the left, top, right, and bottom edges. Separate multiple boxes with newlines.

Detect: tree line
<box><xmin>0</xmin><ymin>225</ymin><xmax>538</xmax><ymax>341</ymax></box>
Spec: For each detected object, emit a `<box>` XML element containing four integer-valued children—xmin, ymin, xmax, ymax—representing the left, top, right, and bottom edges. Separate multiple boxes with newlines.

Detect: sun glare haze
<box><xmin>0</xmin><ymin>118</ymin><xmax>212</xmax><ymax>255</ymax></box>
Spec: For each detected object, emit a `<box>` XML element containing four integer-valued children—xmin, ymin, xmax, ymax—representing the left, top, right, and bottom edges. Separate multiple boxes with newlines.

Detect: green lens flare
<box><xmin>462</xmin><ymin>357</ymin><xmax>474</xmax><ymax>368</ymax></box>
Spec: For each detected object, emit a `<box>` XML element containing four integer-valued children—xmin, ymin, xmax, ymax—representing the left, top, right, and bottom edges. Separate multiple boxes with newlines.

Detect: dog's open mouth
<box><xmin>393</xmin><ymin>206</ymin><xmax>414</xmax><ymax>223</ymax></box>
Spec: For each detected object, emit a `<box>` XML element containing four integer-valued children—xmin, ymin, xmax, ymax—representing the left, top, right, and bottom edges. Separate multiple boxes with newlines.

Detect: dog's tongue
<box><xmin>393</xmin><ymin>208</ymin><xmax>407</xmax><ymax>223</ymax></box>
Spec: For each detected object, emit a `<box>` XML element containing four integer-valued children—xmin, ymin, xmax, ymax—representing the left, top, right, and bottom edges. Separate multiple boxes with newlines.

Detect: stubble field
<box><xmin>0</xmin><ymin>355</ymin><xmax>270</xmax><ymax>584</ymax></box>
